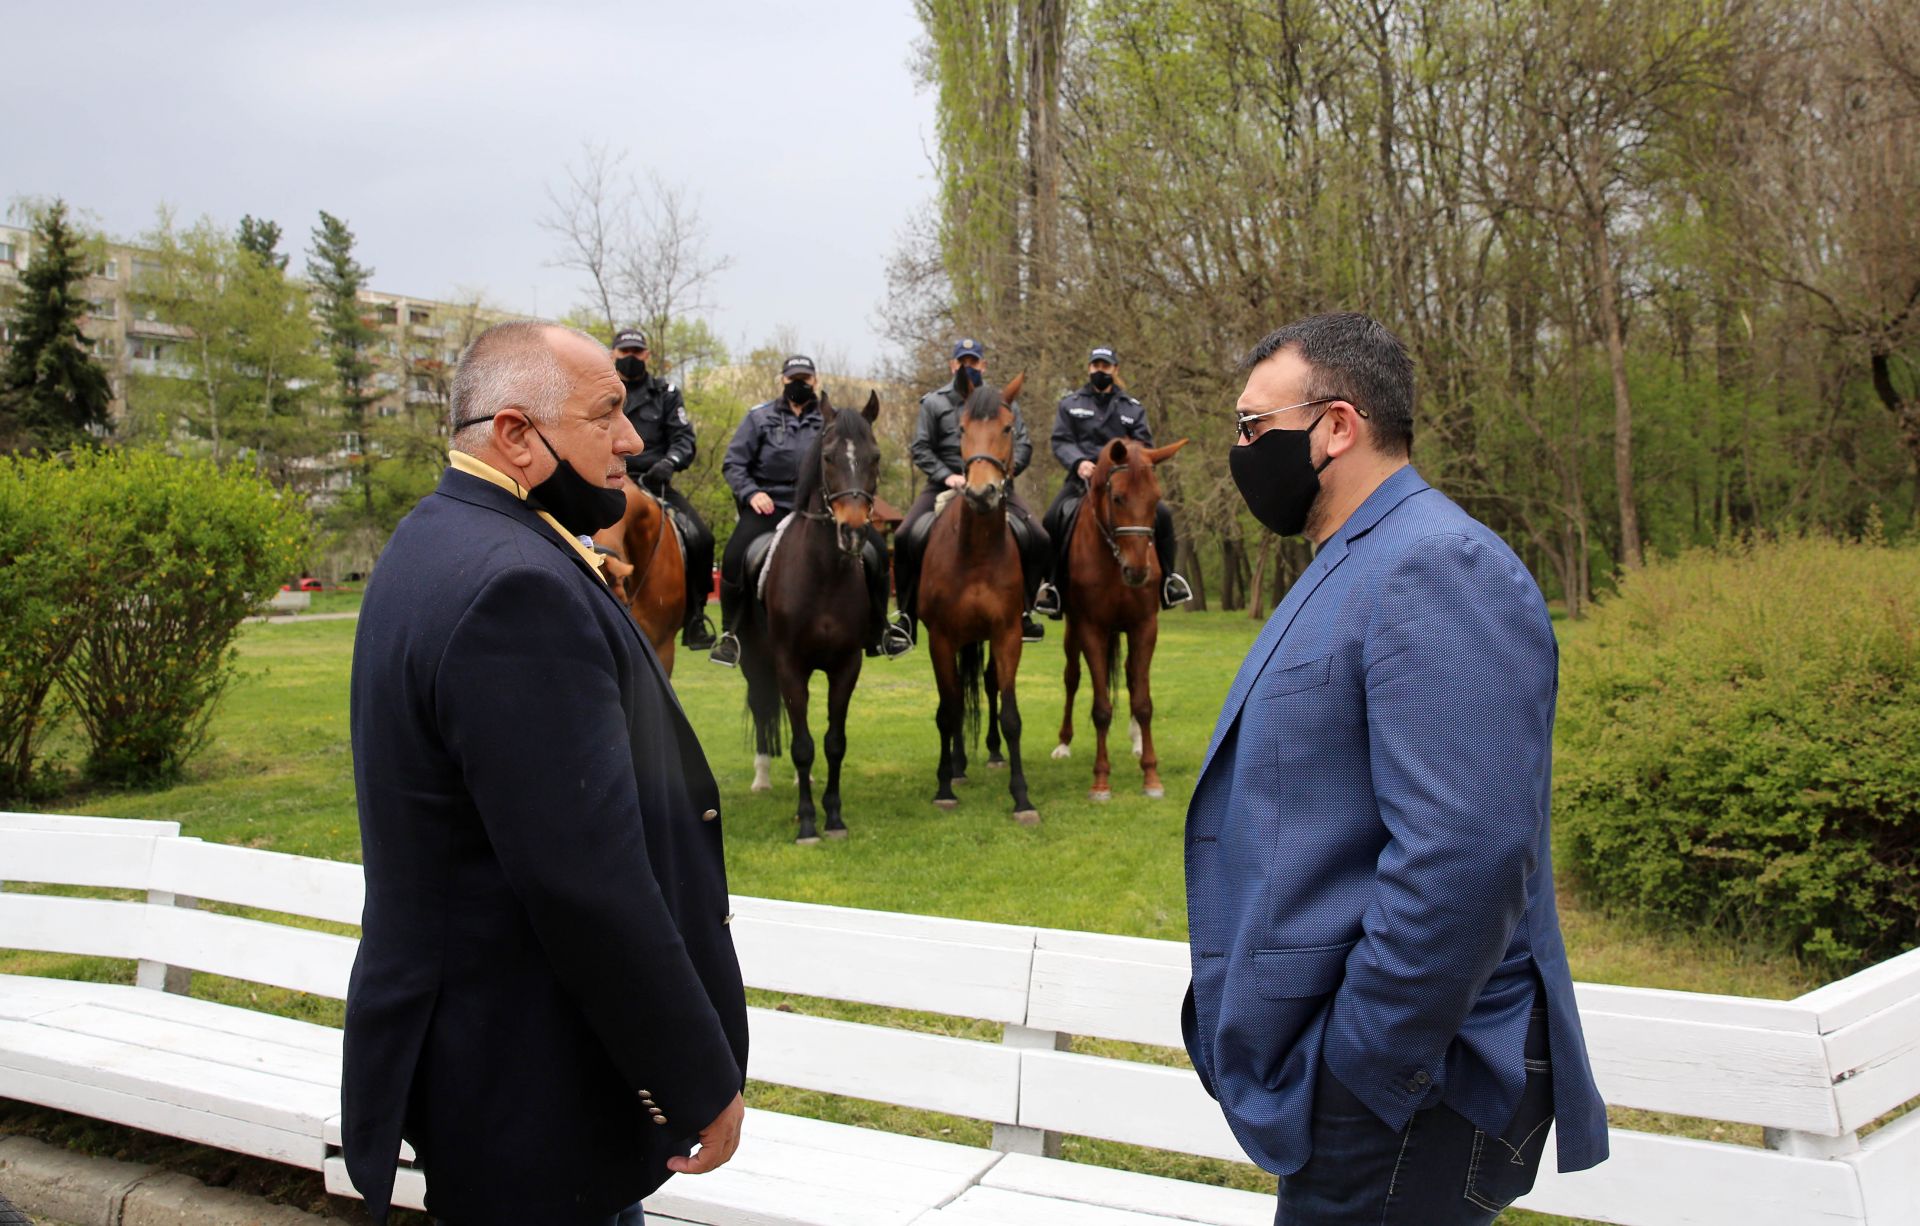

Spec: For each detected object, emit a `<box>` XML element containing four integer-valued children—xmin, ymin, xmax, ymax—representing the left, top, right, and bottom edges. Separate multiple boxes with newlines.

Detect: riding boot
<box><xmin>709</xmin><ymin>579</ymin><xmax>743</xmax><ymax>667</ymax></box>
<box><xmin>862</xmin><ymin>538</ymin><xmax>913</xmax><ymax>659</ymax></box>
<box><xmin>682</xmin><ymin>531</ymin><xmax>716</xmax><ymax>650</ymax></box>
<box><xmin>1154</xmin><ymin>507</ymin><xmax>1192</xmax><ymax>609</ymax></box>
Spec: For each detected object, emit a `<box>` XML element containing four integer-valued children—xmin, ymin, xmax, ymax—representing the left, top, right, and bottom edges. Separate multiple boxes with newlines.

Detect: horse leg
<box><xmin>952</xmin><ymin>644</ymin><xmax>971</xmax><ymax>785</ymax></box>
<box><xmin>1127</xmin><ymin>619</ymin><xmax>1164</xmax><ymax>798</ymax></box>
<box><xmin>929</xmin><ymin>630</ymin><xmax>961</xmax><ymax>810</ymax></box>
<box><xmin>995</xmin><ymin>631</ymin><xmax>1039</xmax><ymax>826</ymax></box>
<box><xmin>1086</xmin><ymin>624</ymin><xmax>1115</xmax><ymax>802</ymax></box>
<box><xmin>744</xmin><ymin>642</ymin><xmax>778</xmax><ymax>793</ymax></box>
<box><xmin>985</xmin><ymin>649</ymin><xmax>1006</xmax><ymax>769</ymax></box>
<box><xmin>821</xmin><ymin>656</ymin><xmax>858</xmax><ymax>838</ymax></box>
<box><xmin>781</xmin><ymin>663</ymin><xmax>819</xmax><ymax>844</ymax></box>
<box><xmin>1054</xmin><ymin>614</ymin><xmax>1081</xmax><ymax>760</ymax></box>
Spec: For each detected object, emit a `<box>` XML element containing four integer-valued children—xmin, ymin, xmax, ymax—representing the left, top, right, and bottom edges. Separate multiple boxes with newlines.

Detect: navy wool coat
<box><xmin>1183</xmin><ymin>465</ymin><xmax>1609</xmax><ymax>1179</ymax></box>
<box><xmin>343</xmin><ymin>467</ymin><xmax>748</xmax><ymax>1225</ymax></box>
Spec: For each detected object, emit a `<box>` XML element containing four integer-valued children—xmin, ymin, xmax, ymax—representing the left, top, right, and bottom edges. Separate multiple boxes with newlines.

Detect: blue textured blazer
<box><xmin>1182</xmin><ymin>465</ymin><xmax>1608</xmax><ymax>1178</ymax></box>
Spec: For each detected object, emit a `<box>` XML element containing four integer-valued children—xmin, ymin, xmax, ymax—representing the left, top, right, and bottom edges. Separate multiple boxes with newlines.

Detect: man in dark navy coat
<box><xmin>1186</xmin><ymin>314</ymin><xmax>1607</xmax><ymax>1223</ymax></box>
<box><xmin>344</xmin><ymin>321</ymin><xmax>748</xmax><ymax>1226</ymax></box>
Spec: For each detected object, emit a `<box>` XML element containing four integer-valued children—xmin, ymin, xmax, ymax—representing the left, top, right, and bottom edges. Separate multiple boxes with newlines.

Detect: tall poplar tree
<box><xmin>305</xmin><ymin>211</ymin><xmax>379</xmax><ymax>515</ymax></box>
<box><xmin>0</xmin><ymin>199</ymin><xmax>113</xmax><ymax>451</ymax></box>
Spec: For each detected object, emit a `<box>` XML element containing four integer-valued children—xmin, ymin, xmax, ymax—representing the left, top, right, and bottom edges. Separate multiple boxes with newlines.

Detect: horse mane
<box><xmin>962</xmin><ymin>383</ymin><xmax>1003</xmax><ymax>421</ymax></box>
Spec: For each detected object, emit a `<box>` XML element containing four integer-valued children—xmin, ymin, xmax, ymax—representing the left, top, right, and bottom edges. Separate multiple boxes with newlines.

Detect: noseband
<box><xmin>1096</xmin><ymin>463</ymin><xmax>1155</xmax><ymax>569</ymax></box>
<box><xmin>801</xmin><ymin>450</ymin><xmax>874</xmax><ymax>558</ymax></box>
<box><xmin>961</xmin><ymin>452</ymin><xmax>1012</xmax><ymax>499</ymax></box>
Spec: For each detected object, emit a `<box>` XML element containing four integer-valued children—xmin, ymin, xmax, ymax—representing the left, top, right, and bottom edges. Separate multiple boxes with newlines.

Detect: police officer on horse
<box><xmin>710</xmin><ymin>354</ymin><xmax>910</xmax><ymax>667</ymax></box>
<box><xmin>893</xmin><ymin>338</ymin><xmax>1050</xmax><ymax>644</ymax></box>
<box><xmin>613</xmin><ymin>328</ymin><xmax>718</xmax><ymax>651</ymax></box>
<box><xmin>1037</xmin><ymin>346</ymin><xmax>1193</xmax><ymax>615</ymax></box>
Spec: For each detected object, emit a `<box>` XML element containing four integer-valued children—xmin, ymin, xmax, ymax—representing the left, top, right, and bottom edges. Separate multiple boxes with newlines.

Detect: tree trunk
<box><xmin>1592</xmin><ymin>213</ymin><xmax>1642</xmax><ymax>570</ymax></box>
<box><xmin>1247</xmin><ymin>540</ymin><xmax>1270</xmax><ymax>620</ymax></box>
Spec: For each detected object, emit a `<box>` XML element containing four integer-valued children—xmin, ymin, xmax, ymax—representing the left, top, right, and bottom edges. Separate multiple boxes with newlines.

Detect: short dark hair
<box><xmin>1240</xmin><ymin>312</ymin><xmax>1414</xmax><ymax>456</ymax></box>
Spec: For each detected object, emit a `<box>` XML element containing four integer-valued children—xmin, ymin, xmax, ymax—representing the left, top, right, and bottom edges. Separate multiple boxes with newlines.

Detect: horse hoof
<box><xmin>1013</xmin><ymin>809</ymin><xmax>1041</xmax><ymax>827</ymax></box>
<box><xmin>1090</xmin><ymin>789</ymin><xmax>1112</xmax><ymax>803</ymax></box>
<box><xmin>987</xmin><ymin>758</ymin><xmax>1007</xmax><ymax>770</ymax></box>
<box><xmin>795</xmin><ymin>835</ymin><xmax>822</xmax><ymax>846</ymax></box>
<box><xmin>750</xmin><ymin>781</ymin><xmax>772</xmax><ymax>794</ymax></box>
<box><xmin>933</xmin><ymin>798</ymin><xmax>959</xmax><ymax>811</ymax></box>
<box><xmin>1051</xmin><ymin>743</ymin><xmax>1071</xmax><ymax>760</ymax></box>
<box><xmin>1132</xmin><ymin>746</ymin><xmax>1144</xmax><ymax>759</ymax></box>
<box><xmin>824</xmin><ymin>827</ymin><xmax>849</xmax><ymax>840</ymax></box>
<box><xmin>1143</xmin><ymin>786</ymin><xmax>1165</xmax><ymax>799</ymax></box>
<box><xmin>951</xmin><ymin>774</ymin><xmax>968</xmax><ymax>785</ymax></box>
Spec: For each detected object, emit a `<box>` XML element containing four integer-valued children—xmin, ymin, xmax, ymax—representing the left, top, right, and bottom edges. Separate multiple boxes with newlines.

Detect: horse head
<box><xmin>812</xmin><ymin>389</ymin><xmax>883</xmax><ymax>558</ymax></box>
<box><xmin>959</xmin><ymin>373</ymin><xmax>1026</xmax><ymax>514</ymax></box>
<box><xmin>1094</xmin><ymin>436</ymin><xmax>1189</xmax><ymax>588</ymax></box>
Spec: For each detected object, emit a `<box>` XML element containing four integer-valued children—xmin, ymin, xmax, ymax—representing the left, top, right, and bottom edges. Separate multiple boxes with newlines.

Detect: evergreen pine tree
<box><xmin>305</xmin><ymin>211</ymin><xmax>379</xmax><ymax>514</ymax></box>
<box><xmin>0</xmin><ymin>199</ymin><xmax>113</xmax><ymax>451</ymax></box>
<box><xmin>237</xmin><ymin>215</ymin><xmax>287</xmax><ymax>272</ymax></box>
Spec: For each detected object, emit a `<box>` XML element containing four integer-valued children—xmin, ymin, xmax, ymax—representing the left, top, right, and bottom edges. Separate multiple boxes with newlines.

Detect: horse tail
<box><xmin>959</xmin><ymin>640</ymin><xmax>984</xmax><ymax>750</ymax></box>
<box><xmin>740</xmin><ymin>615</ymin><xmax>785</xmax><ymax>757</ymax></box>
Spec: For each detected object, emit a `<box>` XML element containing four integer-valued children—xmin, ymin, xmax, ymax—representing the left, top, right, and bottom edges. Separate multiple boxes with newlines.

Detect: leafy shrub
<box><xmin>55</xmin><ymin>449</ymin><xmax>309</xmax><ymax>787</ymax></box>
<box><xmin>0</xmin><ymin>457</ymin><xmax>88</xmax><ymax>799</ymax></box>
<box><xmin>1555</xmin><ymin>535</ymin><xmax>1920</xmax><ymax>970</ymax></box>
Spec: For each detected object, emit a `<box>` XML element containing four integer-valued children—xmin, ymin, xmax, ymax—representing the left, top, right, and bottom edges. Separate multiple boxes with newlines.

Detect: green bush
<box><xmin>1555</xmin><ymin>535</ymin><xmax>1920</xmax><ymax>970</ymax></box>
<box><xmin>55</xmin><ymin>449</ymin><xmax>309</xmax><ymax>787</ymax></box>
<box><xmin>0</xmin><ymin>457</ymin><xmax>89</xmax><ymax>799</ymax></box>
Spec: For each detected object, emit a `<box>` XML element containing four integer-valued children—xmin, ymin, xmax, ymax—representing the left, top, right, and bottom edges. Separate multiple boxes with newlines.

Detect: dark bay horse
<box><xmin>741</xmin><ymin>390</ymin><xmax>885</xmax><ymax>844</ymax></box>
<box><xmin>917</xmin><ymin>374</ymin><xmax>1039</xmax><ymax>825</ymax></box>
<box><xmin>1053</xmin><ymin>436</ymin><xmax>1188</xmax><ymax>800</ymax></box>
<box><xmin>594</xmin><ymin>484</ymin><xmax>685</xmax><ymax>675</ymax></box>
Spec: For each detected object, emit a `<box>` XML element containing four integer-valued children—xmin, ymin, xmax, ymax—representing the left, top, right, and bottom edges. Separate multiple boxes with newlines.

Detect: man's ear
<box><xmin>492</xmin><ymin>408</ymin><xmax>538</xmax><ymax>468</ymax></box>
<box><xmin>1324</xmin><ymin>403</ymin><xmax>1362</xmax><ymax>459</ymax></box>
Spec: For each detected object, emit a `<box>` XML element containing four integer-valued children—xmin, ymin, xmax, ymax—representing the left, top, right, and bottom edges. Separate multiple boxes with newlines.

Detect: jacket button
<box><xmin>1414</xmin><ymin>1070</ymin><xmax>1431</xmax><ymax>1086</ymax></box>
<box><xmin>702</xmin><ymin>808</ymin><xmax>718</xmax><ymax>822</ymax></box>
<box><xmin>653</xmin><ymin>1115</ymin><xmax>668</xmax><ymax>1126</ymax></box>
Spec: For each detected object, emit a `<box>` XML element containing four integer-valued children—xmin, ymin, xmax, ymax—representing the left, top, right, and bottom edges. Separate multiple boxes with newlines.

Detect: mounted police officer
<box><xmin>710</xmin><ymin>355</ymin><xmax>909</xmax><ymax>668</ymax></box>
<box><xmin>892</xmin><ymin>338</ymin><xmax>1050</xmax><ymax>644</ymax></box>
<box><xmin>613</xmin><ymin>328</ymin><xmax>717</xmax><ymax>651</ymax></box>
<box><xmin>1038</xmin><ymin>346</ymin><xmax>1193</xmax><ymax>614</ymax></box>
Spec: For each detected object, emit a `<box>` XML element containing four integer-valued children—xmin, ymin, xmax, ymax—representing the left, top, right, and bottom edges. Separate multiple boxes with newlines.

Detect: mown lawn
<box><xmin>4</xmin><ymin>607</ymin><xmax>1823</xmax><ymax>1223</ymax></box>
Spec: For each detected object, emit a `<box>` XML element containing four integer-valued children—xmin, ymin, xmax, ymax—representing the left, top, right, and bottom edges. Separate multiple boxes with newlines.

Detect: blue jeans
<box><xmin>1276</xmin><ymin>1009</ymin><xmax>1552</xmax><ymax>1225</ymax></box>
<box><xmin>435</xmin><ymin>1203</ymin><xmax>641</xmax><ymax>1226</ymax></box>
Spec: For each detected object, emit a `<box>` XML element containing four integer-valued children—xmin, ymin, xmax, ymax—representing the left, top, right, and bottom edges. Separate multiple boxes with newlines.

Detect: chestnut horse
<box><xmin>594</xmin><ymin>483</ymin><xmax>686</xmax><ymax>675</ymax></box>
<box><xmin>1052</xmin><ymin>436</ymin><xmax>1188</xmax><ymax>800</ymax></box>
<box><xmin>917</xmin><ymin>374</ymin><xmax>1039</xmax><ymax>825</ymax></box>
<box><xmin>740</xmin><ymin>390</ymin><xmax>885</xmax><ymax>844</ymax></box>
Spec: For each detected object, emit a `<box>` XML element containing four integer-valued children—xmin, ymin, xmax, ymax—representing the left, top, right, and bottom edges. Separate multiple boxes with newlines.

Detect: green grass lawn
<box><xmin>3</xmin><ymin>606</ymin><xmax>1825</xmax><ymax>1223</ymax></box>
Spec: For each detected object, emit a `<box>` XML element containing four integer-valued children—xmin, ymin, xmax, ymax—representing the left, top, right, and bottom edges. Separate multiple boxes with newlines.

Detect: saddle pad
<box><xmin>755</xmin><ymin>513</ymin><xmax>797</xmax><ymax>600</ymax></box>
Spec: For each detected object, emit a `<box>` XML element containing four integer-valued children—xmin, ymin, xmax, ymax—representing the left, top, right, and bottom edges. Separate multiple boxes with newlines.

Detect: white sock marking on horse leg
<box><xmin>752</xmin><ymin>753</ymin><xmax>772</xmax><ymax>792</ymax></box>
<box><xmin>1051</xmin><ymin>743</ymin><xmax>1071</xmax><ymax>760</ymax></box>
<box><xmin>1130</xmin><ymin>718</ymin><xmax>1143</xmax><ymax>758</ymax></box>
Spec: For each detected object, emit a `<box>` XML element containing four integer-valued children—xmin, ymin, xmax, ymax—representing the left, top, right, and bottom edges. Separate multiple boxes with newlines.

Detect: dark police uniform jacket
<box><xmin>343</xmin><ymin>461</ymin><xmax>748</xmax><ymax>1225</ymax></box>
<box><xmin>622</xmin><ymin>375</ymin><xmax>696</xmax><ymax>477</ymax></box>
<box><xmin>1051</xmin><ymin>384</ymin><xmax>1152</xmax><ymax>492</ymax></box>
<box><xmin>721</xmin><ymin>398</ymin><xmax>823</xmax><ymax>513</ymax></box>
<box><xmin>910</xmin><ymin>377</ymin><xmax>1034</xmax><ymax>490</ymax></box>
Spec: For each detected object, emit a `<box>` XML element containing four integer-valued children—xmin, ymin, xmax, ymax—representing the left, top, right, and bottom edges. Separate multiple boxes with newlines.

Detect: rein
<box><xmin>624</xmin><ymin>487</ymin><xmax>671</xmax><ymax>582</ymax></box>
<box><xmin>1093</xmin><ymin>462</ymin><xmax>1155</xmax><ymax>567</ymax></box>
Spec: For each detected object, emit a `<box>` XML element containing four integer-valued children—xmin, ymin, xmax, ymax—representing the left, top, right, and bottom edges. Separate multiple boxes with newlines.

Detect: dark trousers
<box><xmin>437</xmin><ymin>1203</ymin><xmax>641</xmax><ymax>1226</ymax></box>
<box><xmin>1043</xmin><ymin>480</ymin><xmax>1178</xmax><ymax>593</ymax></box>
<box><xmin>895</xmin><ymin>483</ymin><xmax>1049</xmax><ymax>622</ymax></box>
<box><xmin>1276</xmin><ymin>1008</ymin><xmax>1553</xmax><ymax>1225</ymax></box>
<box><xmin>656</xmin><ymin>481</ymin><xmax>714</xmax><ymax>634</ymax></box>
<box><xmin>719</xmin><ymin>507</ymin><xmax>890</xmax><ymax>647</ymax></box>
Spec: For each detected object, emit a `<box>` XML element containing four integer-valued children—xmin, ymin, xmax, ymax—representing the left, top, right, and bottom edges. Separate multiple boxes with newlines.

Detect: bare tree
<box><xmin>539</xmin><ymin>144</ymin><xmax>630</xmax><ymax>336</ymax></box>
<box><xmin>615</xmin><ymin>173</ymin><xmax>734</xmax><ymax>367</ymax></box>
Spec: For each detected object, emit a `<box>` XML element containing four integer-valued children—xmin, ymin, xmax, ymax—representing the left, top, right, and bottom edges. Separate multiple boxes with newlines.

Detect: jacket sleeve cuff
<box><xmin>1322</xmin><ymin>1039</ymin><xmax>1443</xmax><ymax>1132</ymax></box>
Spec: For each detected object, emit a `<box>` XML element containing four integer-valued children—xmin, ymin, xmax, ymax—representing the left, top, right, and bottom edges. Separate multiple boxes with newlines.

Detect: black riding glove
<box><xmin>642</xmin><ymin>459</ymin><xmax>676</xmax><ymax>491</ymax></box>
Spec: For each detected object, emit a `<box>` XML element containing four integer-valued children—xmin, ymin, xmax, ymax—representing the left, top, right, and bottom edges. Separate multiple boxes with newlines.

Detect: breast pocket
<box><xmin>1255</xmin><ymin>654</ymin><xmax>1331</xmax><ymax>701</ymax></box>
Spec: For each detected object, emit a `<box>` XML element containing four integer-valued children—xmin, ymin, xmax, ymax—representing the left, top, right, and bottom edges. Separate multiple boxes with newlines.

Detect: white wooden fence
<box><xmin>1</xmin><ymin>811</ymin><xmax>1917</xmax><ymax>1224</ymax></box>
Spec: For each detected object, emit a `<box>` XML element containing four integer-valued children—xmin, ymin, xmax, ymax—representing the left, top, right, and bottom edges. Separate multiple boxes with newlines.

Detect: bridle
<box><xmin>960</xmin><ymin>451</ymin><xmax>1012</xmax><ymax>499</ymax></box>
<box><xmin>800</xmin><ymin>447</ymin><xmax>875</xmax><ymax>559</ymax></box>
<box><xmin>1094</xmin><ymin>461</ymin><xmax>1155</xmax><ymax>570</ymax></box>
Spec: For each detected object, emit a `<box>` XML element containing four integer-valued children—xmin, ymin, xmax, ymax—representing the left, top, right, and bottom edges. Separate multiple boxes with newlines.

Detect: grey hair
<box><xmin>449</xmin><ymin>321</ymin><xmax>605</xmax><ymax>452</ymax></box>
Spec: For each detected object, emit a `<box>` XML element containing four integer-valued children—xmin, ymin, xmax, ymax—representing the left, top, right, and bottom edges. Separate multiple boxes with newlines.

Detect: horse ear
<box><xmin>1146</xmin><ymin>438</ymin><xmax>1190</xmax><ymax>465</ymax></box>
<box><xmin>1106</xmin><ymin>439</ymin><xmax>1128</xmax><ymax>466</ymax></box>
<box><xmin>862</xmin><ymin>389</ymin><xmax>880</xmax><ymax>423</ymax></box>
<box><xmin>818</xmin><ymin>389</ymin><xmax>836</xmax><ymax>424</ymax></box>
<box><xmin>1002</xmin><ymin>372</ymin><xmax>1026</xmax><ymax>404</ymax></box>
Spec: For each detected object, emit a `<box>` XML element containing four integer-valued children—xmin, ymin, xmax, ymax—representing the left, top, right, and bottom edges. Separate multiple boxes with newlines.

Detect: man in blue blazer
<box><xmin>1184</xmin><ymin>313</ymin><xmax>1608</xmax><ymax>1223</ymax></box>
<box><xmin>345</xmin><ymin>322</ymin><xmax>748</xmax><ymax>1225</ymax></box>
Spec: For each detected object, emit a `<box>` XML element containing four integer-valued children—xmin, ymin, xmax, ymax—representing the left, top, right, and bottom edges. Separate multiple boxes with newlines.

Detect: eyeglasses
<box><xmin>1233</xmin><ymin>398</ymin><xmax>1368</xmax><ymax>442</ymax></box>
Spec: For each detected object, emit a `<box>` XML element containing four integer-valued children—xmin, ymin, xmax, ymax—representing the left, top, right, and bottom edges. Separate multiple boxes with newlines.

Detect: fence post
<box><xmin>992</xmin><ymin>1023</ymin><xmax>1069</xmax><ymax>1159</ymax></box>
<box><xmin>134</xmin><ymin>890</ymin><xmax>195</xmax><ymax>995</ymax></box>
<box><xmin>1762</xmin><ymin>1127</ymin><xmax>1859</xmax><ymax>1159</ymax></box>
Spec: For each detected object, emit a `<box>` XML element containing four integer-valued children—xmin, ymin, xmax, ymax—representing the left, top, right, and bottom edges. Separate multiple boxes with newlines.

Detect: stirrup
<box><xmin>1032</xmin><ymin>581</ymin><xmax>1062</xmax><ymax>617</ymax></box>
<box><xmin>879</xmin><ymin>624</ymin><xmax>914</xmax><ymax>658</ymax></box>
<box><xmin>708</xmin><ymin>632</ymin><xmax>741</xmax><ymax>668</ymax></box>
<box><xmin>890</xmin><ymin>609</ymin><xmax>917</xmax><ymax>643</ymax></box>
<box><xmin>1162</xmin><ymin>572</ymin><xmax>1194</xmax><ymax>607</ymax></box>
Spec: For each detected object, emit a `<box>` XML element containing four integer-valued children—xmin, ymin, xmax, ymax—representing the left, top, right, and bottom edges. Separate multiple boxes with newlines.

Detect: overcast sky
<box><xmin>2</xmin><ymin>1</ymin><xmax>939</xmax><ymax>372</ymax></box>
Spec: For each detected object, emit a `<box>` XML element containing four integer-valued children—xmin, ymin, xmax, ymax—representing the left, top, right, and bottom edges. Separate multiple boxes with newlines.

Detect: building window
<box><xmin>97</xmin><ymin>258</ymin><xmax>119</xmax><ymax>281</ymax></box>
<box><xmin>0</xmin><ymin>241</ymin><xmax>14</xmax><ymax>265</ymax></box>
<box><xmin>133</xmin><ymin>258</ymin><xmax>163</xmax><ymax>285</ymax></box>
<box><xmin>87</xmin><ymin>297</ymin><xmax>118</xmax><ymax>320</ymax></box>
<box><xmin>377</xmin><ymin>304</ymin><xmax>399</xmax><ymax>325</ymax></box>
<box><xmin>408</xmin><ymin>308</ymin><xmax>432</xmax><ymax>326</ymax></box>
<box><xmin>90</xmin><ymin>336</ymin><xmax>119</xmax><ymax>358</ymax></box>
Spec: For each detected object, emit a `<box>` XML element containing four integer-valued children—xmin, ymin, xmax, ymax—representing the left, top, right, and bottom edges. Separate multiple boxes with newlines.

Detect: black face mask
<box><xmin>527</xmin><ymin>427</ymin><xmax>627</xmax><ymax>536</ymax></box>
<box><xmin>785</xmin><ymin>379</ymin><xmax>816</xmax><ymax>407</ymax></box>
<box><xmin>615</xmin><ymin>355</ymin><xmax>648</xmax><ymax>385</ymax></box>
<box><xmin>958</xmin><ymin>365</ymin><xmax>984</xmax><ymax>390</ymax></box>
<box><xmin>1229</xmin><ymin>412</ymin><xmax>1331</xmax><ymax>538</ymax></box>
<box><xmin>1088</xmin><ymin>370</ymin><xmax>1115</xmax><ymax>392</ymax></box>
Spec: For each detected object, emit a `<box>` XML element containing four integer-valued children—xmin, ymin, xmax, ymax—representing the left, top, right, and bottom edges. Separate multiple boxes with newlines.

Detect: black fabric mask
<box><xmin>785</xmin><ymin>379</ymin><xmax>816</xmax><ymax>407</ymax></box>
<box><xmin>616</xmin><ymin>356</ymin><xmax>648</xmax><ymax>385</ymax></box>
<box><xmin>527</xmin><ymin>427</ymin><xmax>627</xmax><ymax>536</ymax></box>
<box><xmin>1229</xmin><ymin>412</ymin><xmax>1332</xmax><ymax>537</ymax></box>
<box><xmin>1088</xmin><ymin>370</ymin><xmax>1115</xmax><ymax>392</ymax></box>
<box><xmin>958</xmin><ymin>365</ymin><xmax>984</xmax><ymax>390</ymax></box>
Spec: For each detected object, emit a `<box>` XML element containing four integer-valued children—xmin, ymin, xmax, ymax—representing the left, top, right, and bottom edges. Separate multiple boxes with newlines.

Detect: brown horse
<box><xmin>1052</xmin><ymin>436</ymin><xmax>1189</xmax><ymax>800</ymax></box>
<box><xmin>594</xmin><ymin>483</ymin><xmax>686</xmax><ymax>675</ymax></box>
<box><xmin>917</xmin><ymin>374</ymin><xmax>1039</xmax><ymax>825</ymax></box>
